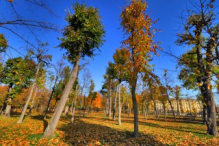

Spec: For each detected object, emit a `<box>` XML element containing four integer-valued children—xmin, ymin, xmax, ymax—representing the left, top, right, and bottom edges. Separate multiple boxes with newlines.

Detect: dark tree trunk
<box><xmin>203</xmin><ymin>106</ymin><xmax>207</xmax><ymax>125</ymax></box>
<box><xmin>131</xmin><ymin>78</ymin><xmax>139</xmax><ymax>138</ymax></box>
<box><xmin>202</xmin><ymin>83</ymin><xmax>217</xmax><ymax>136</ymax></box>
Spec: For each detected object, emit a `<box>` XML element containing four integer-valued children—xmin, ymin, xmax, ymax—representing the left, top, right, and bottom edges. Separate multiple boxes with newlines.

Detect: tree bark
<box><xmin>168</xmin><ymin>99</ymin><xmax>176</xmax><ymax>121</ymax></box>
<box><xmin>203</xmin><ymin>106</ymin><xmax>207</xmax><ymax>125</ymax></box>
<box><xmin>151</xmin><ymin>95</ymin><xmax>158</xmax><ymax>118</ymax></box>
<box><xmin>164</xmin><ymin>104</ymin><xmax>167</xmax><ymax>122</ymax></box>
<box><xmin>203</xmin><ymin>83</ymin><xmax>217</xmax><ymax>136</ymax></box>
<box><xmin>70</xmin><ymin>89</ymin><xmax>78</xmax><ymax>124</ymax></box>
<box><xmin>43</xmin><ymin>57</ymin><xmax>80</xmax><ymax>137</ymax></box>
<box><xmin>113</xmin><ymin>85</ymin><xmax>118</xmax><ymax>120</ymax></box>
<box><xmin>83</xmin><ymin>95</ymin><xmax>86</xmax><ymax>117</ymax></box>
<box><xmin>177</xmin><ymin>99</ymin><xmax>180</xmax><ymax>118</ymax></box>
<box><xmin>108</xmin><ymin>79</ymin><xmax>112</xmax><ymax>118</ymax></box>
<box><xmin>5</xmin><ymin>98</ymin><xmax>12</xmax><ymax>118</ymax></box>
<box><xmin>118</xmin><ymin>83</ymin><xmax>121</xmax><ymax>125</ymax></box>
<box><xmin>28</xmin><ymin>86</ymin><xmax>38</xmax><ymax>116</ymax></box>
<box><xmin>131</xmin><ymin>78</ymin><xmax>138</xmax><ymax>138</ymax></box>
<box><xmin>143</xmin><ymin>100</ymin><xmax>147</xmax><ymax>121</ymax></box>
<box><xmin>44</xmin><ymin>77</ymin><xmax>58</xmax><ymax>119</ymax></box>
<box><xmin>17</xmin><ymin>61</ymin><xmax>41</xmax><ymax>123</ymax></box>
<box><xmin>63</xmin><ymin>104</ymin><xmax>69</xmax><ymax>116</ymax></box>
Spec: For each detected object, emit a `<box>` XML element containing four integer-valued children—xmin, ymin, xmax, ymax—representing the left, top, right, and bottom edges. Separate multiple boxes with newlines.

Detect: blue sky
<box><xmin>1</xmin><ymin>0</ymin><xmax>218</xmax><ymax>98</ymax></box>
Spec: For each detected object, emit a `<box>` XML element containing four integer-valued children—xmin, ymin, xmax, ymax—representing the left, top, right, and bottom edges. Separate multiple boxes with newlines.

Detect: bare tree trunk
<box><xmin>44</xmin><ymin>78</ymin><xmax>58</xmax><ymax>119</ymax></box>
<box><xmin>83</xmin><ymin>95</ymin><xmax>86</xmax><ymax>117</ymax></box>
<box><xmin>143</xmin><ymin>101</ymin><xmax>147</xmax><ymax>121</ymax></box>
<box><xmin>64</xmin><ymin>104</ymin><xmax>69</xmax><ymax>116</ymax></box>
<box><xmin>113</xmin><ymin>85</ymin><xmax>118</xmax><ymax>120</ymax></box>
<box><xmin>144</xmin><ymin>108</ymin><xmax>147</xmax><ymax>121</ymax></box>
<box><xmin>131</xmin><ymin>78</ymin><xmax>139</xmax><ymax>138</ymax></box>
<box><xmin>163</xmin><ymin>103</ymin><xmax>166</xmax><ymax>123</ymax></box>
<box><xmin>70</xmin><ymin>89</ymin><xmax>78</xmax><ymax>124</ymax></box>
<box><xmin>108</xmin><ymin>80</ymin><xmax>112</xmax><ymax>118</ymax></box>
<box><xmin>17</xmin><ymin>61</ymin><xmax>41</xmax><ymax>123</ymax></box>
<box><xmin>118</xmin><ymin>83</ymin><xmax>121</xmax><ymax>125</ymax></box>
<box><xmin>70</xmin><ymin>102</ymin><xmax>77</xmax><ymax>124</ymax></box>
<box><xmin>168</xmin><ymin>99</ymin><xmax>176</xmax><ymax>121</ymax></box>
<box><xmin>177</xmin><ymin>99</ymin><xmax>180</xmax><ymax>118</ymax></box>
<box><xmin>43</xmin><ymin>57</ymin><xmax>80</xmax><ymax>137</ymax></box>
<box><xmin>106</xmin><ymin>98</ymin><xmax>109</xmax><ymax>116</ymax></box>
<box><xmin>28</xmin><ymin>87</ymin><xmax>38</xmax><ymax>116</ymax></box>
<box><xmin>151</xmin><ymin>96</ymin><xmax>158</xmax><ymax>118</ymax></box>
<box><xmin>203</xmin><ymin>83</ymin><xmax>218</xmax><ymax>136</ymax></box>
<box><xmin>203</xmin><ymin>106</ymin><xmax>207</xmax><ymax>124</ymax></box>
<box><xmin>5</xmin><ymin>98</ymin><xmax>12</xmax><ymax>118</ymax></box>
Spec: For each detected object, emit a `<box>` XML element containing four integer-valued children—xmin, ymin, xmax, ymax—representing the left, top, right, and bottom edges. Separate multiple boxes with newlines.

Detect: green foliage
<box><xmin>89</xmin><ymin>91</ymin><xmax>97</xmax><ymax>103</ymax></box>
<box><xmin>88</xmin><ymin>80</ymin><xmax>97</xmax><ymax>103</ymax></box>
<box><xmin>0</xmin><ymin>56</ymin><xmax>36</xmax><ymax>99</ymax></box>
<box><xmin>53</xmin><ymin>66</ymin><xmax>77</xmax><ymax>102</ymax></box>
<box><xmin>113</xmin><ymin>48</ymin><xmax>130</xmax><ymax>83</ymax></box>
<box><xmin>106</xmin><ymin>62</ymin><xmax>118</xmax><ymax>80</ymax></box>
<box><xmin>0</xmin><ymin>34</ymin><xmax>7</xmax><ymax>52</ymax></box>
<box><xmin>59</xmin><ymin>2</ymin><xmax>105</xmax><ymax>63</ymax></box>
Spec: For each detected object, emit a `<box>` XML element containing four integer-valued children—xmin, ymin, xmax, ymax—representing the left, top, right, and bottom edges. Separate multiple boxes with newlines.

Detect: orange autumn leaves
<box><xmin>0</xmin><ymin>116</ymin><xmax>67</xmax><ymax>145</ymax></box>
<box><xmin>120</xmin><ymin>0</ymin><xmax>159</xmax><ymax>76</ymax></box>
<box><xmin>92</xmin><ymin>93</ymin><xmax>102</xmax><ymax>109</ymax></box>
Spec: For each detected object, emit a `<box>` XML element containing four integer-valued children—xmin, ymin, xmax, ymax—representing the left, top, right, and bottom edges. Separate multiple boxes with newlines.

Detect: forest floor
<box><xmin>0</xmin><ymin>112</ymin><xmax>219</xmax><ymax>146</ymax></box>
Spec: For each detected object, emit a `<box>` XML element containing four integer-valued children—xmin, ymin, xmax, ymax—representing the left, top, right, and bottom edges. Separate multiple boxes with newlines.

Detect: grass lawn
<box><xmin>0</xmin><ymin>112</ymin><xmax>219</xmax><ymax>145</ymax></box>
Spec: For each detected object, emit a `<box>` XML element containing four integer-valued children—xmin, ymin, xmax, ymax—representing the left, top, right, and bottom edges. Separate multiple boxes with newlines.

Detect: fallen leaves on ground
<box><xmin>0</xmin><ymin>112</ymin><xmax>219</xmax><ymax>146</ymax></box>
<box><xmin>0</xmin><ymin>115</ymin><xmax>67</xmax><ymax>146</ymax></box>
<box><xmin>65</xmin><ymin>112</ymin><xmax>219</xmax><ymax>146</ymax></box>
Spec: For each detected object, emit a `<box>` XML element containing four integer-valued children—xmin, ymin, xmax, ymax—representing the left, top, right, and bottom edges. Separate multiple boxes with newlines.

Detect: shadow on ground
<box><xmin>58</xmin><ymin>117</ymin><xmax>166</xmax><ymax>146</ymax></box>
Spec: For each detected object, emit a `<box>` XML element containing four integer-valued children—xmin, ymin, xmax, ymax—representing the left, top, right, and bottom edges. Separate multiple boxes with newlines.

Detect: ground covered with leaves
<box><xmin>0</xmin><ymin>112</ymin><xmax>219</xmax><ymax>145</ymax></box>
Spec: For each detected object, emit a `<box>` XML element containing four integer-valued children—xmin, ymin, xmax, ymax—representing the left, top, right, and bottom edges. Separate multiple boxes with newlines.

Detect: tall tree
<box><xmin>103</xmin><ymin>62</ymin><xmax>118</xmax><ymax>118</ymax></box>
<box><xmin>17</xmin><ymin>45</ymin><xmax>51</xmax><ymax>123</ymax></box>
<box><xmin>120</xmin><ymin>0</ymin><xmax>159</xmax><ymax>138</ymax></box>
<box><xmin>44</xmin><ymin>59</ymin><xmax>65</xmax><ymax>119</ymax></box>
<box><xmin>80</xmin><ymin>68</ymin><xmax>91</xmax><ymax>116</ymax></box>
<box><xmin>113</xmin><ymin>48</ymin><xmax>130</xmax><ymax>125</ymax></box>
<box><xmin>43</xmin><ymin>2</ymin><xmax>105</xmax><ymax>137</ymax></box>
<box><xmin>0</xmin><ymin>56</ymin><xmax>35</xmax><ymax>117</ymax></box>
<box><xmin>176</xmin><ymin>0</ymin><xmax>218</xmax><ymax>136</ymax></box>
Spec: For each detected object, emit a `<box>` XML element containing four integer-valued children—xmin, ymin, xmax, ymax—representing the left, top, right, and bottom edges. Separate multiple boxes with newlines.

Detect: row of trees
<box><xmin>1</xmin><ymin>0</ymin><xmax>218</xmax><ymax>139</ymax></box>
<box><xmin>102</xmin><ymin>0</ymin><xmax>219</xmax><ymax>137</ymax></box>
